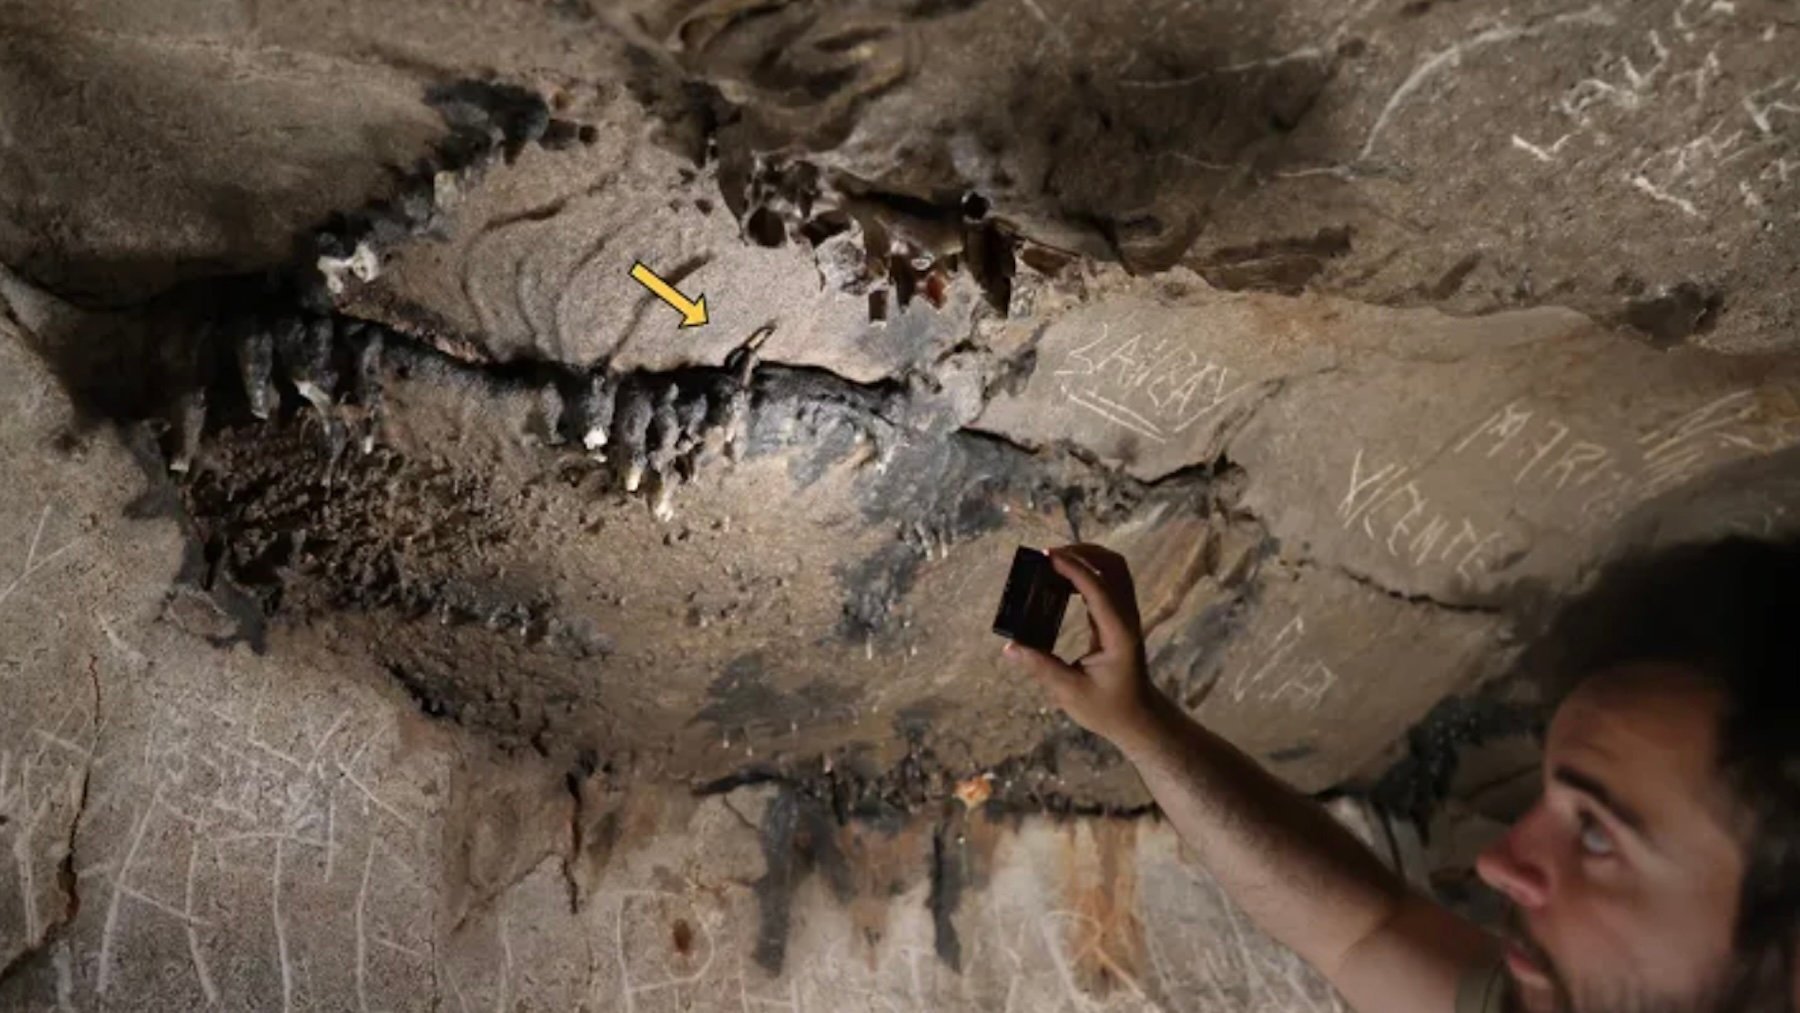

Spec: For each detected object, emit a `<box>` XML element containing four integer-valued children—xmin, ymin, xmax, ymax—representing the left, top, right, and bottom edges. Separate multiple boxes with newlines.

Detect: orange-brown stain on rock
<box><xmin>1118</xmin><ymin>515</ymin><xmax>1217</xmax><ymax>639</ymax></box>
<box><xmin>623</xmin><ymin>789</ymin><xmax>668</xmax><ymax>845</ymax></box>
<box><xmin>836</xmin><ymin>820</ymin><xmax>929</xmax><ymax>966</ymax></box>
<box><xmin>1241</xmin><ymin>287</ymin><xmax>1341</xmax><ymax>354</ymax></box>
<box><xmin>1754</xmin><ymin>382</ymin><xmax>1800</xmax><ymax>428</ymax></box>
<box><xmin>1059</xmin><ymin>819</ymin><xmax>1148</xmax><ymax>998</ymax></box>
<box><xmin>1053</xmin><ymin>525</ymin><xmax>1202</xmax><ymax>662</ymax></box>
<box><xmin>671</xmin><ymin>918</ymin><xmax>694</xmax><ymax>957</ymax></box>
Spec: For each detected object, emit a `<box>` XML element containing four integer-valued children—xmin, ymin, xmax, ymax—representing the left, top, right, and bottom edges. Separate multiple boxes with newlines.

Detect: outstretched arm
<box><xmin>1003</xmin><ymin>544</ymin><xmax>1495</xmax><ymax>1013</ymax></box>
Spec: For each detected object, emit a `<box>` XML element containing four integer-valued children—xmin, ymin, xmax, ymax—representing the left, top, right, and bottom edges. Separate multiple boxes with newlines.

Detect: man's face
<box><xmin>1475</xmin><ymin>665</ymin><xmax>1746</xmax><ymax>1013</ymax></box>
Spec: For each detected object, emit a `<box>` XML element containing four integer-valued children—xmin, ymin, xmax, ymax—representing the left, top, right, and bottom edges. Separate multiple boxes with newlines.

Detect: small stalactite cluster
<box><xmin>723</xmin><ymin>153</ymin><xmax>1022</xmax><ymax>322</ymax></box>
<box><xmin>173</xmin><ymin>303</ymin><xmax>765</xmax><ymax>528</ymax></box>
<box><xmin>150</xmin><ymin>77</ymin><xmax>596</xmax><ymax>476</ymax></box>
<box><xmin>558</xmin><ymin>340</ymin><xmax>761</xmax><ymax>522</ymax></box>
<box><xmin>150</xmin><ymin>76</ymin><xmax>1022</xmax><ymax>533</ymax></box>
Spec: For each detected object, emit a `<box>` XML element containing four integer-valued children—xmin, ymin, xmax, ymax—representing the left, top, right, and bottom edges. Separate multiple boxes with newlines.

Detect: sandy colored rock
<box><xmin>0</xmin><ymin>16</ymin><xmax>447</xmax><ymax>302</ymax></box>
<box><xmin>344</xmin><ymin>102</ymin><xmax>977</xmax><ymax>382</ymax></box>
<box><xmin>972</xmin><ymin>277</ymin><xmax>1589</xmax><ymax>481</ymax></box>
<box><xmin>0</xmin><ymin>316</ymin><xmax>183</xmax><ymax>978</ymax></box>
<box><xmin>4</xmin><ymin>0</ymin><xmax>1800</xmax><ymax>1006</ymax></box>
<box><xmin>1231</xmin><ymin>329</ymin><xmax>1800</xmax><ymax>603</ymax></box>
<box><xmin>0</xmin><ymin>330</ymin><xmax>1365</xmax><ymax>1008</ymax></box>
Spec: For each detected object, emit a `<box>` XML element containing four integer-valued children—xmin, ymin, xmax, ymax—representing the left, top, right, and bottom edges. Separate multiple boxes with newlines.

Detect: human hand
<box><xmin>1002</xmin><ymin>543</ymin><xmax>1162</xmax><ymax>749</ymax></box>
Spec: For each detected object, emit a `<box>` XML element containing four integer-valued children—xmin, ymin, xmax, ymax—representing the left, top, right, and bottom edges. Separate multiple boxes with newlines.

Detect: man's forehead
<box><xmin>1547</xmin><ymin>665</ymin><xmax>1733</xmax><ymax>830</ymax></box>
<box><xmin>1551</xmin><ymin>666</ymin><xmax>1721</xmax><ymax>757</ymax></box>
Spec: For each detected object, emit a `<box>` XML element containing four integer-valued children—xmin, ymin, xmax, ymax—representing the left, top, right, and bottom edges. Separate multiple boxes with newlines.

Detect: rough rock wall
<box><xmin>630</xmin><ymin>0</ymin><xmax>1800</xmax><ymax>350</ymax></box>
<box><xmin>0</xmin><ymin>319</ymin><xmax>1376</xmax><ymax>1009</ymax></box>
<box><xmin>2</xmin><ymin>0</ymin><xmax>1799</xmax><ymax>1008</ymax></box>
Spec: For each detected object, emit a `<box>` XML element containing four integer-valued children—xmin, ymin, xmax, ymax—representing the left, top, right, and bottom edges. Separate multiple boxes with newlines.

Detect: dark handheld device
<box><xmin>992</xmin><ymin>547</ymin><xmax>1073</xmax><ymax>652</ymax></box>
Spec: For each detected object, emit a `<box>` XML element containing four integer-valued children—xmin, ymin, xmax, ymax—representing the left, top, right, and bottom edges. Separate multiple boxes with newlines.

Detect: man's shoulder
<box><xmin>1454</xmin><ymin>956</ymin><xmax>1509</xmax><ymax>1013</ymax></box>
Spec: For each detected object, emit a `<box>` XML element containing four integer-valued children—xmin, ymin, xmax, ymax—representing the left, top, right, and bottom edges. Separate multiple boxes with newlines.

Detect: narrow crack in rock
<box><xmin>0</xmin><ymin>656</ymin><xmax>100</xmax><ymax>990</ymax></box>
<box><xmin>560</xmin><ymin>761</ymin><xmax>586</xmax><ymax>917</ymax></box>
<box><xmin>1305</xmin><ymin>555</ymin><xmax>1507</xmax><ymax>617</ymax></box>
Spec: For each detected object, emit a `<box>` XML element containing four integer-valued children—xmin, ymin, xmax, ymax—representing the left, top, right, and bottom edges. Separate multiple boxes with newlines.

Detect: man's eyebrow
<box><xmin>1553</xmin><ymin>765</ymin><xmax>1648</xmax><ymax>835</ymax></box>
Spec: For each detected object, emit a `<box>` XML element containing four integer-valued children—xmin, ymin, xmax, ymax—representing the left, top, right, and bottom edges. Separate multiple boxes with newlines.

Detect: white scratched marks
<box><xmin>183</xmin><ymin>839</ymin><xmax>219</xmax><ymax>1006</ymax></box>
<box><xmin>1337</xmin><ymin>448</ymin><xmax>1512</xmax><ymax>582</ymax></box>
<box><xmin>1</xmin><ymin>751</ymin><xmax>51</xmax><ymax>949</ymax></box>
<box><xmin>609</xmin><ymin>889</ymin><xmax>722</xmax><ymax>1013</ymax></box>
<box><xmin>272</xmin><ymin>836</ymin><xmax>293</xmax><ymax>1013</ymax></box>
<box><xmin>1146</xmin><ymin>861</ymin><xmax>1343</xmax><ymax>1013</ymax></box>
<box><xmin>1509</xmin><ymin>1</ymin><xmax>1798</xmax><ymax>219</ymax></box>
<box><xmin>1452</xmin><ymin>388</ymin><xmax>1795</xmax><ymax>530</ymax></box>
<box><xmin>1631</xmin><ymin>174</ymin><xmax>1702</xmax><ymax>217</ymax></box>
<box><xmin>71</xmin><ymin>670</ymin><xmax>436</xmax><ymax>1010</ymax></box>
<box><xmin>1015</xmin><ymin>0</ymin><xmax>1072</xmax><ymax>59</ymax></box>
<box><xmin>2</xmin><ymin>699</ymin><xmax>91</xmax><ymax>973</ymax></box>
<box><xmin>1743</xmin><ymin>77</ymin><xmax>1800</xmax><ymax>136</ymax></box>
<box><xmin>1362</xmin><ymin>5</ymin><xmax>1616</xmax><ymax>162</ymax></box>
<box><xmin>1117</xmin><ymin>0</ymin><xmax>1377</xmax><ymax>96</ymax></box>
<box><xmin>0</xmin><ymin>504</ymin><xmax>84</xmax><ymax>616</ymax></box>
<box><xmin>1332</xmin><ymin>382</ymin><xmax>1800</xmax><ymax>582</ymax></box>
<box><xmin>1053</xmin><ymin>326</ymin><xmax>1255</xmax><ymax>445</ymax></box>
<box><xmin>1511</xmin><ymin>133</ymin><xmax>1574</xmax><ymax>162</ymax></box>
<box><xmin>96</xmin><ymin>784</ymin><xmax>165</xmax><ymax>997</ymax></box>
<box><xmin>1229</xmin><ymin>617</ymin><xmax>1338</xmax><ymax>712</ymax></box>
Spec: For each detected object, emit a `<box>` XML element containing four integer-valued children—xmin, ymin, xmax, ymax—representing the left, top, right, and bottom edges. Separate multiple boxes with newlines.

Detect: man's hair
<box><xmin>1537</xmin><ymin>537</ymin><xmax>1800</xmax><ymax>1008</ymax></box>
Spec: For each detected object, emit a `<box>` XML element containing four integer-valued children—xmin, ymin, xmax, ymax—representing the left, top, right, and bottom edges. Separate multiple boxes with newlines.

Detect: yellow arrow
<box><xmin>629</xmin><ymin>262</ymin><xmax>709</xmax><ymax>328</ymax></box>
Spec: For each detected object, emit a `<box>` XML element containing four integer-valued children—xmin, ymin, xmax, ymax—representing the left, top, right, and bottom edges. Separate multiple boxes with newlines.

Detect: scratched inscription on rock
<box><xmin>1335</xmin><ymin>381</ymin><xmax>1800</xmax><ymax>590</ymax></box>
<box><xmin>1053</xmin><ymin>324</ymin><xmax>1254</xmax><ymax>446</ymax></box>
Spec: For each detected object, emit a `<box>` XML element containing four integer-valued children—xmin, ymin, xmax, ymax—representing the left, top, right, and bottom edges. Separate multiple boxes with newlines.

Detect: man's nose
<box><xmin>1475</xmin><ymin>802</ymin><xmax>1553</xmax><ymax>910</ymax></box>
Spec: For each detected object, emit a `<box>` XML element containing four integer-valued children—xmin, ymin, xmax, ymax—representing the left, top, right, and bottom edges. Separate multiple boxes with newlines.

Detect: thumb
<box><xmin>1003</xmin><ymin>640</ymin><xmax>1081</xmax><ymax>694</ymax></box>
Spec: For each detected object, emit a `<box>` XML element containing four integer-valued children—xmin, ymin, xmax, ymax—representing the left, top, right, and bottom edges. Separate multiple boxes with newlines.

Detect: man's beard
<box><xmin>1502</xmin><ymin>911</ymin><xmax>1737</xmax><ymax>1013</ymax></box>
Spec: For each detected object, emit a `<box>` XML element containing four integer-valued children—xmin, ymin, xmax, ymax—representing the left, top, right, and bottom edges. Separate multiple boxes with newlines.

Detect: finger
<box><xmin>1046</xmin><ymin>548</ymin><xmax>1133</xmax><ymax>647</ymax></box>
<box><xmin>1056</xmin><ymin>543</ymin><xmax>1128</xmax><ymax>580</ymax></box>
<box><xmin>1061</xmin><ymin>544</ymin><xmax>1138</xmax><ymax>603</ymax></box>
<box><xmin>1003</xmin><ymin>640</ymin><xmax>1082</xmax><ymax>694</ymax></box>
<box><xmin>1056</xmin><ymin>543</ymin><xmax>1142</xmax><ymax>631</ymax></box>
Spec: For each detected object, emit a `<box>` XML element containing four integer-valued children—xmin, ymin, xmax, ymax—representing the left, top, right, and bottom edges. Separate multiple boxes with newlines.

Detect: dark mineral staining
<box><xmin>929</xmin><ymin>819</ymin><xmax>966</xmax><ymax>970</ymax></box>
<box><xmin>1195</xmin><ymin>226</ymin><xmax>1352</xmax><ymax>295</ymax></box>
<box><xmin>751</xmin><ymin>789</ymin><xmax>853</xmax><ymax>973</ymax></box>
<box><xmin>745</xmin><ymin>205</ymin><xmax>789</xmax><ymax>247</ymax></box>
<box><xmin>1266</xmin><ymin>743</ymin><xmax>1318</xmax><ymax>763</ymax></box>
<box><xmin>235</xmin><ymin>321</ymin><xmax>277</xmax><ymax>421</ymax></box>
<box><xmin>424</xmin><ymin>79</ymin><xmax>551</xmax><ymax>162</ymax></box>
<box><xmin>1427</xmin><ymin>251</ymin><xmax>1483</xmax><ymax>301</ymax></box>
<box><xmin>697</xmin><ymin>653</ymin><xmax>785</xmax><ymax>729</ymax></box>
<box><xmin>835</xmin><ymin>542</ymin><xmax>925</xmax><ymax>641</ymax></box>
<box><xmin>1621</xmin><ymin>281</ymin><xmax>1723</xmax><ymax>347</ymax></box>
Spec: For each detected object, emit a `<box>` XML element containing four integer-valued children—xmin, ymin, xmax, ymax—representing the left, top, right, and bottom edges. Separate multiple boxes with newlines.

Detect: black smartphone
<box><xmin>992</xmin><ymin>546</ymin><xmax>1073</xmax><ymax>652</ymax></box>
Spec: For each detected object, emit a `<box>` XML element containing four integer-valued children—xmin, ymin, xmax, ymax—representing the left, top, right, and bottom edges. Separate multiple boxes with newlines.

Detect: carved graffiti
<box><xmin>1229</xmin><ymin>617</ymin><xmax>1339</xmax><ymax>713</ymax></box>
<box><xmin>1333</xmin><ymin>382</ymin><xmax>1800</xmax><ymax>583</ymax></box>
<box><xmin>1053</xmin><ymin>325</ymin><xmax>1255</xmax><ymax>445</ymax></box>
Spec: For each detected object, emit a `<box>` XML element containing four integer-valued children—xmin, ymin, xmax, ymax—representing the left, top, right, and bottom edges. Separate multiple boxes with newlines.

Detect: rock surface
<box><xmin>0</xmin><ymin>318</ymin><xmax>1369</xmax><ymax>1009</ymax></box>
<box><xmin>3</xmin><ymin>0</ymin><xmax>1800</xmax><ymax>1007</ymax></box>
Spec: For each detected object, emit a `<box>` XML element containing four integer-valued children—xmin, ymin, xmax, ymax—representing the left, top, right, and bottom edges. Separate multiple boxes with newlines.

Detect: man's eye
<box><xmin>1577</xmin><ymin>812</ymin><xmax>1615</xmax><ymax>857</ymax></box>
